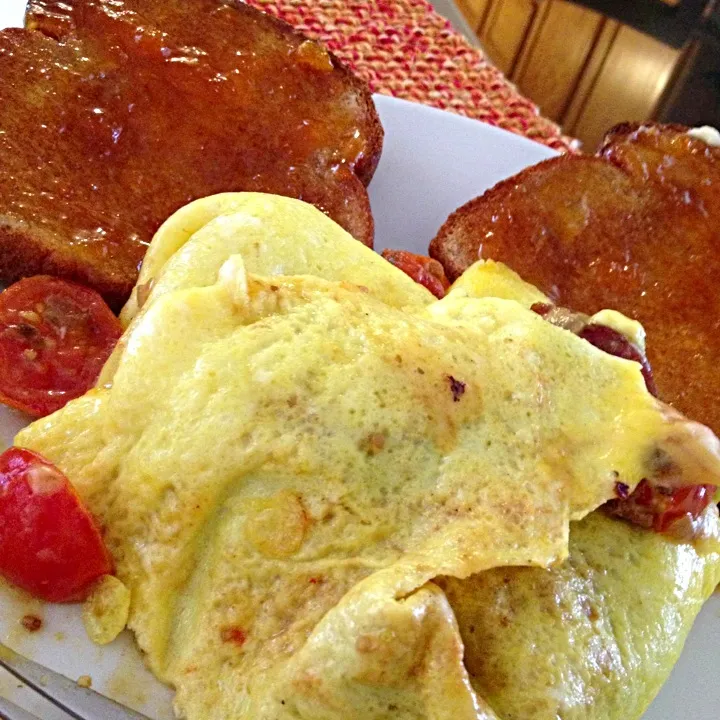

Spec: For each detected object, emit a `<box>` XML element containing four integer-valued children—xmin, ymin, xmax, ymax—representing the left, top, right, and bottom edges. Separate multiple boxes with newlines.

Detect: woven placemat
<box><xmin>249</xmin><ymin>0</ymin><xmax>574</xmax><ymax>151</ymax></box>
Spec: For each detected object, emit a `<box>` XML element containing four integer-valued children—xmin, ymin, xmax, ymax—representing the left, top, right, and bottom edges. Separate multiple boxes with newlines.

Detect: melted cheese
<box><xmin>688</xmin><ymin>126</ymin><xmax>720</xmax><ymax>148</ymax></box>
<box><xmin>590</xmin><ymin>309</ymin><xmax>646</xmax><ymax>352</ymax></box>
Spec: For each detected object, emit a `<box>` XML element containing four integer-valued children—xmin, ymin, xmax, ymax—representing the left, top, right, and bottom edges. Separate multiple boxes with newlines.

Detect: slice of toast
<box><xmin>429</xmin><ymin>155</ymin><xmax>655</xmax><ymax>287</ymax></box>
<box><xmin>429</xmin><ymin>124</ymin><xmax>720</xmax><ymax>434</ymax></box>
<box><xmin>0</xmin><ymin>0</ymin><xmax>382</xmax><ymax>309</ymax></box>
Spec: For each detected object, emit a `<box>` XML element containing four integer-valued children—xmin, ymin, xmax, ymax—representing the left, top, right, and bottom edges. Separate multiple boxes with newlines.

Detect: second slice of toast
<box><xmin>429</xmin><ymin>124</ymin><xmax>720</xmax><ymax>434</ymax></box>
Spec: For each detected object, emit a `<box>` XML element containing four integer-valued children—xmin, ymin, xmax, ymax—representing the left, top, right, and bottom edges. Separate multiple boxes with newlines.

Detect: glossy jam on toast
<box><xmin>0</xmin><ymin>0</ymin><xmax>382</xmax><ymax>308</ymax></box>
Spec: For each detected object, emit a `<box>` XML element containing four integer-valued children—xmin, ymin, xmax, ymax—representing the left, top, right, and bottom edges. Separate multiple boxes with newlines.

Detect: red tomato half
<box><xmin>0</xmin><ymin>276</ymin><xmax>122</xmax><ymax>417</ymax></box>
<box><xmin>381</xmin><ymin>250</ymin><xmax>451</xmax><ymax>299</ymax></box>
<box><xmin>608</xmin><ymin>477</ymin><xmax>717</xmax><ymax>535</ymax></box>
<box><xmin>648</xmin><ymin>482</ymin><xmax>716</xmax><ymax>533</ymax></box>
<box><xmin>0</xmin><ymin>447</ymin><xmax>113</xmax><ymax>602</ymax></box>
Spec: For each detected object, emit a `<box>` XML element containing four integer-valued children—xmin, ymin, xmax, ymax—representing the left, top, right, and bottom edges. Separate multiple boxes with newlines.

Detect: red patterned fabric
<box><xmin>248</xmin><ymin>0</ymin><xmax>574</xmax><ymax>152</ymax></box>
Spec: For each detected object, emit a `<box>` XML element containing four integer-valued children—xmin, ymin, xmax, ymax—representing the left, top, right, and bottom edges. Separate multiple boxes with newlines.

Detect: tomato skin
<box><xmin>0</xmin><ymin>276</ymin><xmax>123</xmax><ymax>417</ymax></box>
<box><xmin>606</xmin><ymin>478</ymin><xmax>717</xmax><ymax>535</ymax></box>
<box><xmin>650</xmin><ymin>483</ymin><xmax>717</xmax><ymax>533</ymax></box>
<box><xmin>381</xmin><ymin>250</ymin><xmax>450</xmax><ymax>299</ymax></box>
<box><xmin>0</xmin><ymin>447</ymin><xmax>113</xmax><ymax>602</ymax></box>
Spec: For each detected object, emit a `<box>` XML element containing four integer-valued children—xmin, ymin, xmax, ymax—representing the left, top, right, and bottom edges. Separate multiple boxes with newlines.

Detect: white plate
<box><xmin>0</xmin><ymin>2</ymin><xmax>718</xmax><ymax>718</ymax></box>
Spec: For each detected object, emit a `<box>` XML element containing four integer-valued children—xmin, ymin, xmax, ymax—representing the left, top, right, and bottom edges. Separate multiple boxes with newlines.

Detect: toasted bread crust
<box><xmin>599</xmin><ymin>121</ymin><xmax>692</xmax><ymax>151</ymax></box>
<box><xmin>25</xmin><ymin>0</ymin><xmax>384</xmax><ymax>188</ymax></box>
<box><xmin>430</xmin><ymin>123</ymin><xmax>720</xmax><ymax>433</ymax></box>
<box><xmin>429</xmin><ymin>155</ymin><xmax>638</xmax><ymax>282</ymax></box>
<box><xmin>0</xmin><ymin>0</ymin><xmax>382</xmax><ymax>308</ymax></box>
<box><xmin>0</xmin><ymin>216</ymin><xmax>135</xmax><ymax>311</ymax></box>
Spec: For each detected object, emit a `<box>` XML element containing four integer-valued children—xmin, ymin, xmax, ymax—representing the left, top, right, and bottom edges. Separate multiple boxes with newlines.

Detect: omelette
<box><xmin>15</xmin><ymin>194</ymin><xmax>720</xmax><ymax>720</ymax></box>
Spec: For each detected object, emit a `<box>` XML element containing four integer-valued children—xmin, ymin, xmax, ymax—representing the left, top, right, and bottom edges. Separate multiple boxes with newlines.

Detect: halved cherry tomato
<box><xmin>655</xmin><ymin>485</ymin><xmax>717</xmax><ymax>532</ymax></box>
<box><xmin>381</xmin><ymin>250</ymin><xmax>451</xmax><ymax>299</ymax></box>
<box><xmin>607</xmin><ymin>478</ymin><xmax>717</xmax><ymax>535</ymax></box>
<box><xmin>0</xmin><ymin>276</ymin><xmax>122</xmax><ymax>417</ymax></box>
<box><xmin>0</xmin><ymin>447</ymin><xmax>112</xmax><ymax>602</ymax></box>
<box><xmin>646</xmin><ymin>481</ymin><xmax>716</xmax><ymax>533</ymax></box>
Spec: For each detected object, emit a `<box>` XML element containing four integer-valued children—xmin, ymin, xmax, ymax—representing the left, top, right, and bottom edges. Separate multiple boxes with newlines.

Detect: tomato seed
<box><xmin>18</xmin><ymin>310</ymin><xmax>41</xmax><ymax>324</ymax></box>
<box><xmin>26</xmin><ymin>464</ymin><xmax>65</xmax><ymax>495</ymax></box>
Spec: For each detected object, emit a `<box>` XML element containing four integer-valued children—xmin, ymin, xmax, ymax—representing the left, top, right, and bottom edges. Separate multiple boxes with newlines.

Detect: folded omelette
<box><xmin>16</xmin><ymin>194</ymin><xmax>720</xmax><ymax>719</ymax></box>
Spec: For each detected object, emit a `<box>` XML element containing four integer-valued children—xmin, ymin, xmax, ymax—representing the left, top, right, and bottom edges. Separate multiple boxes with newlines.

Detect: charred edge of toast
<box><xmin>25</xmin><ymin>0</ymin><xmax>384</xmax><ymax>186</ymax></box>
<box><xmin>344</xmin><ymin>171</ymin><xmax>376</xmax><ymax>247</ymax></box>
<box><xmin>428</xmin><ymin>155</ymin><xmax>619</xmax><ymax>281</ymax></box>
<box><xmin>340</xmin><ymin>66</ymin><xmax>383</xmax><ymax>187</ymax></box>
<box><xmin>0</xmin><ymin>221</ymin><xmax>133</xmax><ymax>312</ymax></box>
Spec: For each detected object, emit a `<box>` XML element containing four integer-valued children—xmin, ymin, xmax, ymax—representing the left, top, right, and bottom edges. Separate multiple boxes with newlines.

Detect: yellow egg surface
<box><xmin>120</xmin><ymin>193</ymin><xmax>433</xmax><ymax>326</ymax></box>
<box><xmin>446</xmin><ymin>259</ymin><xmax>548</xmax><ymax>308</ymax></box>
<box><xmin>16</xmin><ymin>242</ymin><xmax>720</xmax><ymax>719</ymax></box>
<box><xmin>16</xmin><ymin>196</ymin><xmax>720</xmax><ymax>720</ymax></box>
<box><xmin>441</xmin><ymin>508</ymin><xmax>720</xmax><ymax>720</ymax></box>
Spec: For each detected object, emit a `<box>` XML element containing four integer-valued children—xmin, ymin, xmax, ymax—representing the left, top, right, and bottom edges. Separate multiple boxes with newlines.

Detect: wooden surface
<box><xmin>513</xmin><ymin>0</ymin><xmax>603</xmax><ymax>121</ymax></box>
<box><xmin>478</xmin><ymin>0</ymin><xmax>538</xmax><ymax>75</ymax></box>
<box><xmin>453</xmin><ymin>0</ymin><xmax>490</xmax><ymax>27</ymax></box>
<box><xmin>456</xmin><ymin>0</ymin><xmax>685</xmax><ymax>148</ymax></box>
<box><xmin>562</xmin><ymin>18</ymin><xmax>619</xmax><ymax>143</ymax></box>
<box><xmin>571</xmin><ymin>24</ymin><xmax>681</xmax><ymax>147</ymax></box>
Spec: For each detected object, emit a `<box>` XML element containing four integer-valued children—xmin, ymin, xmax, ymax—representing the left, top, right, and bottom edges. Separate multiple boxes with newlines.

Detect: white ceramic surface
<box><xmin>0</xmin><ymin>2</ymin><xmax>718</xmax><ymax>718</ymax></box>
